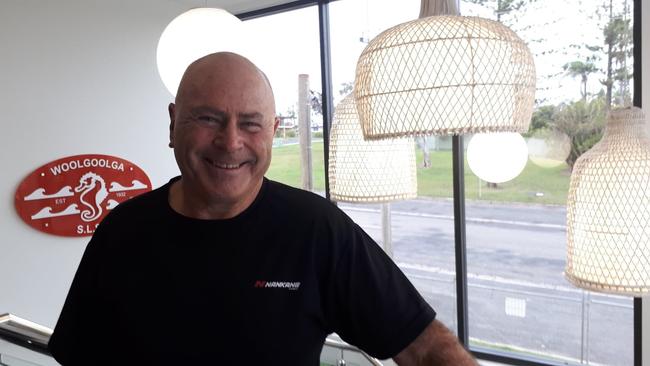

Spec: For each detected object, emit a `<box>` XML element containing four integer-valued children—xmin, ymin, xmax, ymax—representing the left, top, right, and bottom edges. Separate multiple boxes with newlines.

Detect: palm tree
<box><xmin>563</xmin><ymin>60</ymin><xmax>598</xmax><ymax>102</ymax></box>
<box><xmin>552</xmin><ymin>98</ymin><xmax>605</xmax><ymax>170</ymax></box>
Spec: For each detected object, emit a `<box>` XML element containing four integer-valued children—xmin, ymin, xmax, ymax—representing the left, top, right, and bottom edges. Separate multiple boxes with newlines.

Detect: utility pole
<box><xmin>298</xmin><ymin>74</ymin><xmax>313</xmax><ymax>191</ymax></box>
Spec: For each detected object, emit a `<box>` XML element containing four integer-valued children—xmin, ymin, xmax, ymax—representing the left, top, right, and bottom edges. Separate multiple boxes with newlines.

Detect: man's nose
<box><xmin>216</xmin><ymin>122</ymin><xmax>243</xmax><ymax>151</ymax></box>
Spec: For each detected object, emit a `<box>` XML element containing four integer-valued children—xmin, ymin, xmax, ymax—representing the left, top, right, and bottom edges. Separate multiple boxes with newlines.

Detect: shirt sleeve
<box><xmin>324</xmin><ymin>220</ymin><xmax>436</xmax><ymax>360</ymax></box>
<box><xmin>48</xmin><ymin>224</ymin><xmax>114</xmax><ymax>366</ymax></box>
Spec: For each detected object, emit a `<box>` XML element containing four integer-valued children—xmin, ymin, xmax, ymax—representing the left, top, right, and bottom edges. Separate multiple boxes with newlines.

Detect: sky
<box><xmin>243</xmin><ymin>0</ymin><xmax>423</xmax><ymax>115</ymax></box>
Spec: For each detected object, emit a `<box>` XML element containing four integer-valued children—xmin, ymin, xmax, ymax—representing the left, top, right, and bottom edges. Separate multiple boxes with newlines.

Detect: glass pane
<box><xmin>330</xmin><ymin>0</ymin><xmax>458</xmax><ymax>333</ymax></box>
<box><xmin>245</xmin><ymin>6</ymin><xmax>325</xmax><ymax>193</ymax></box>
<box><xmin>461</xmin><ymin>0</ymin><xmax>635</xmax><ymax>364</ymax></box>
<box><xmin>588</xmin><ymin>295</ymin><xmax>634</xmax><ymax>365</ymax></box>
<box><xmin>0</xmin><ymin>354</ymin><xmax>45</xmax><ymax>366</ymax></box>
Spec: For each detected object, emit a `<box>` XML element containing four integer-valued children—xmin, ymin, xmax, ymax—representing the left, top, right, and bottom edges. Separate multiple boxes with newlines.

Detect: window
<box><xmin>244</xmin><ymin>0</ymin><xmax>639</xmax><ymax>364</ymax></box>
<box><xmin>329</xmin><ymin>0</ymin><xmax>460</xmax><ymax>332</ymax></box>
<box><xmin>461</xmin><ymin>1</ymin><xmax>634</xmax><ymax>364</ymax></box>
<box><xmin>245</xmin><ymin>6</ymin><xmax>325</xmax><ymax>193</ymax></box>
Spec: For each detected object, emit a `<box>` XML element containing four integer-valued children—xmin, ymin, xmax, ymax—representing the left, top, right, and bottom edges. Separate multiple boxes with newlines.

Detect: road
<box><xmin>338</xmin><ymin>199</ymin><xmax>633</xmax><ymax>366</ymax></box>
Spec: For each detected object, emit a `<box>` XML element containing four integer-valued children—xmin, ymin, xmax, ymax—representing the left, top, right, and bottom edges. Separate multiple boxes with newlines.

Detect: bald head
<box><xmin>175</xmin><ymin>52</ymin><xmax>276</xmax><ymax>115</ymax></box>
<box><xmin>167</xmin><ymin>52</ymin><xmax>281</xmax><ymax>219</ymax></box>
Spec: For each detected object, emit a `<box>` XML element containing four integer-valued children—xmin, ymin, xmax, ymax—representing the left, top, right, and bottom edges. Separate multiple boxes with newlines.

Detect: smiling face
<box><xmin>168</xmin><ymin>53</ymin><xmax>279</xmax><ymax>219</ymax></box>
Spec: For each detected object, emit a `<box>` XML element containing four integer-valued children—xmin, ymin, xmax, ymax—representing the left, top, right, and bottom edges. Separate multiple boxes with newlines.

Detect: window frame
<box><xmin>237</xmin><ymin>1</ymin><xmax>644</xmax><ymax>364</ymax></box>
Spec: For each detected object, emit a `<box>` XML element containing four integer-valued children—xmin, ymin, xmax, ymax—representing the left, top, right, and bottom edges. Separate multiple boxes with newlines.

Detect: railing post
<box><xmin>580</xmin><ymin>291</ymin><xmax>591</xmax><ymax>364</ymax></box>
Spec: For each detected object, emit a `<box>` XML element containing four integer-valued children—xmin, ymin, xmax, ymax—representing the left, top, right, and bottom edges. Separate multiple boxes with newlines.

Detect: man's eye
<box><xmin>197</xmin><ymin>116</ymin><xmax>219</xmax><ymax>123</ymax></box>
<box><xmin>242</xmin><ymin>122</ymin><xmax>262</xmax><ymax>131</ymax></box>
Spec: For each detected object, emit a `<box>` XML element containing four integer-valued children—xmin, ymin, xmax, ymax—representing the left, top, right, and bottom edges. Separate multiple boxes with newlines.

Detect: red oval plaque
<box><xmin>14</xmin><ymin>154</ymin><xmax>152</xmax><ymax>237</ymax></box>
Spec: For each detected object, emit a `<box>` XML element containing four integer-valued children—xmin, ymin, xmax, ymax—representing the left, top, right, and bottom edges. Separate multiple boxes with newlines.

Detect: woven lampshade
<box><xmin>354</xmin><ymin>15</ymin><xmax>536</xmax><ymax>139</ymax></box>
<box><xmin>566</xmin><ymin>107</ymin><xmax>650</xmax><ymax>296</ymax></box>
<box><xmin>329</xmin><ymin>93</ymin><xmax>417</xmax><ymax>203</ymax></box>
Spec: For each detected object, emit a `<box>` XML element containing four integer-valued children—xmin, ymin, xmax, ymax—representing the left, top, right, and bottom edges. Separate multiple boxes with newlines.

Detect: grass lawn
<box><xmin>266</xmin><ymin>142</ymin><xmax>570</xmax><ymax>205</ymax></box>
<box><xmin>267</xmin><ymin>142</ymin><xmax>326</xmax><ymax>191</ymax></box>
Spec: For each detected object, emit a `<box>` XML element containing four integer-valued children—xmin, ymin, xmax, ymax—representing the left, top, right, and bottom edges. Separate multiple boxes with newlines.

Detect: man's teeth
<box><xmin>205</xmin><ymin>158</ymin><xmax>248</xmax><ymax>169</ymax></box>
<box><xmin>211</xmin><ymin>160</ymin><xmax>241</xmax><ymax>169</ymax></box>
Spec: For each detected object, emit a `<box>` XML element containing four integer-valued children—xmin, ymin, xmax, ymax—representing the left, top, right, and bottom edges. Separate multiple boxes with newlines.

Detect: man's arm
<box><xmin>393</xmin><ymin>320</ymin><xmax>478</xmax><ymax>365</ymax></box>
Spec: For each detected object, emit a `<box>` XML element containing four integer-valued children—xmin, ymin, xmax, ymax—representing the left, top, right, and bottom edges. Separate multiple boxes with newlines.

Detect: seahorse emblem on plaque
<box><xmin>14</xmin><ymin>154</ymin><xmax>152</xmax><ymax>237</ymax></box>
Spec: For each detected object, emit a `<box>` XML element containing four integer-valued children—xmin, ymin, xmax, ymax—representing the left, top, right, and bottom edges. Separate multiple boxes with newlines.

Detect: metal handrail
<box><xmin>324</xmin><ymin>337</ymin><xmax>383</xmax><ymax>366</ymax></box>
<box><xmin>0</xmin><ymin>314</ymin><xmax>51</xmax><ymax>355</ymax></box>
<box><xmin>0</xmin><ymin>312</ymin><xmax>383</xmax><ymax>364</ymax></box>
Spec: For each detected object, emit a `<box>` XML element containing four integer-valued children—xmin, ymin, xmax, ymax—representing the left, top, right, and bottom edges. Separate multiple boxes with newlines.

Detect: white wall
<box><xmin>0</xmin><ymin>0</ymin><xmax>191</xmax><ymax>329</ymax></box>
<box><xmin>641</xmin><ymin>1</ymin><xmax>650</xmax><ymax>366</ymax></box>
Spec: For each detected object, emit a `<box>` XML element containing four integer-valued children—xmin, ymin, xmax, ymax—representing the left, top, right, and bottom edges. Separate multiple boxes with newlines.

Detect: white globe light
<box><xmin>467</xmin><ymin>132</ymin><xmax>528</xmax><ymax>184</ymax></box>
<box><xmin>156</xmin><ymin>8</ymin><xmax>251</xmax><ymax>96</ymax></box>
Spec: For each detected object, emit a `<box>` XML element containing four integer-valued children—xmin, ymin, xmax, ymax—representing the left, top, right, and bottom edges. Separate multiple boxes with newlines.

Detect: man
<box><xmin>49</xmin><ymin>52</ymin><xmax>477</xmax><ymax>365</ymax></box>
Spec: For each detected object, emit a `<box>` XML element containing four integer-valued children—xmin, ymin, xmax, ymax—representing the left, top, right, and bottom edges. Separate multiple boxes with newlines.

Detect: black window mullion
<box><xmin>633</xmin><ymin>1</ymin><xmax>642</xmax><ymax>365</ymax></box>
<box><xmin>452</xmin><ymin>135</ymin><xmax>469</xmax><ymax>346</ymax></box>
<box><xmin>317</xmin><ymin>0</ymin><xmax>334</xmax><ymax>200</ymax></box>
<box><xmin>236</xmin><ymin>0</ymin><xmax>319</xmax><ymax>20</ymax></box>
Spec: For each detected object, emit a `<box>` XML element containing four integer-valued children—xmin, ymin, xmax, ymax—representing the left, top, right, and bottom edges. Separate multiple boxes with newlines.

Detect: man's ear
<box><xmin>273</xmin><ymin>116</ymin><xmax>280</xmax><ymax>134</ymax></box>
<box><xmin>168</xmin><ymin>103</ymin><xmax>176</xmax><ymax>148</ymax></box>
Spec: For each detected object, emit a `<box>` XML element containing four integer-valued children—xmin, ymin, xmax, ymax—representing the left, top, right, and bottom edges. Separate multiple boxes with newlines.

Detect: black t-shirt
<box><xmin>49</xmin><ymin>177</ymin><xmax>436</xmax><ymax>365</ymax></box>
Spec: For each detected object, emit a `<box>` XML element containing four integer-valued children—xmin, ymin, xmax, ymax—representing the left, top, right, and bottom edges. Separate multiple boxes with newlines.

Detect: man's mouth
<box><xmin>205</xmin><ymin>158</ymin><xmax>248</xmax><ymax>170</ymax></box>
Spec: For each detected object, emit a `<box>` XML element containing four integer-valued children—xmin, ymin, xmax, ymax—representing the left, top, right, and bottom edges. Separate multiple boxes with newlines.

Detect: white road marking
<box><xmin>340</xmin><ymin>205</ymin><xmax>566</xmax><ymax>230</ymax></box>
<box><xmin>397</xmin><ymin>261</ymin><xmax>631</xmax><ymax>304</ymax></box>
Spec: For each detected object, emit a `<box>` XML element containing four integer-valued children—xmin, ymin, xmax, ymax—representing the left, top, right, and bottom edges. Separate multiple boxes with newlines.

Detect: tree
<box><xmin>598</xmin><ymin>0</ymin><xmax>633</xmax><ymax>110</ymax></box>
<box><xmin>493</xmin><ymin>0</ymin><xmax>526</xmax><ymax>21</ymax></box>
<box><xmin>464</xmin><ymin>0</ymin><xmax>537</xmax><ymax>29</ymax></box>
<box><xmin>338</xmin><ymin>82</ymin><xmax>353</xmax><ymax>96</ymax></box>
<box><xmin>529</xmin><ymin>105</ymin><xmax>557</xmax><ymax>132</ymax></box>
<box><xmin>609</xmin><ymin>14</ymin><xmax>633</xmax><ymax>106</ymax></box>
<box><xmin>563</xmin><ymin>60</ymin><xmax>598</xmax><ymax>102</ymax></box>
<box><xmin>309</xmin><ymin>89</ymin><xmax>322</xmax><ymax>116</ymax></box>
<box><xmin>551</xmin><ymin>97</ymin><xmax>606</xmax><ymax>170</ymax></box>
<box><xmin>464</xmin><ymin>0</ymin><xmax>530</xmax><ymax>23</ymax></box>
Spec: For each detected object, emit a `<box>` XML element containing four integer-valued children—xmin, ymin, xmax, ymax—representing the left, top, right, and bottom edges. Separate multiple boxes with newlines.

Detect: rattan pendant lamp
<box><xmin>329</xmin><ymin>93</ymin><xmax>417</xmax><ymax>257</ymax></box>
<box><xmin>566</xmin><ymin>107</ymin><xmax>650</xmax><ymax>296</ymax></box>
<box><xmin>353</xmin><ymin>0</ymin><xmax>536</xmax><ymax>138</ymax></box>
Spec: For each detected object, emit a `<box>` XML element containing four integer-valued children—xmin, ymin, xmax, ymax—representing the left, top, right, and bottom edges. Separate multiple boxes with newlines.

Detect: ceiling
<box><xmin>171</xmin><ymin>0</ymin><xmax>311</xmax><ymax>16</ymax></box>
